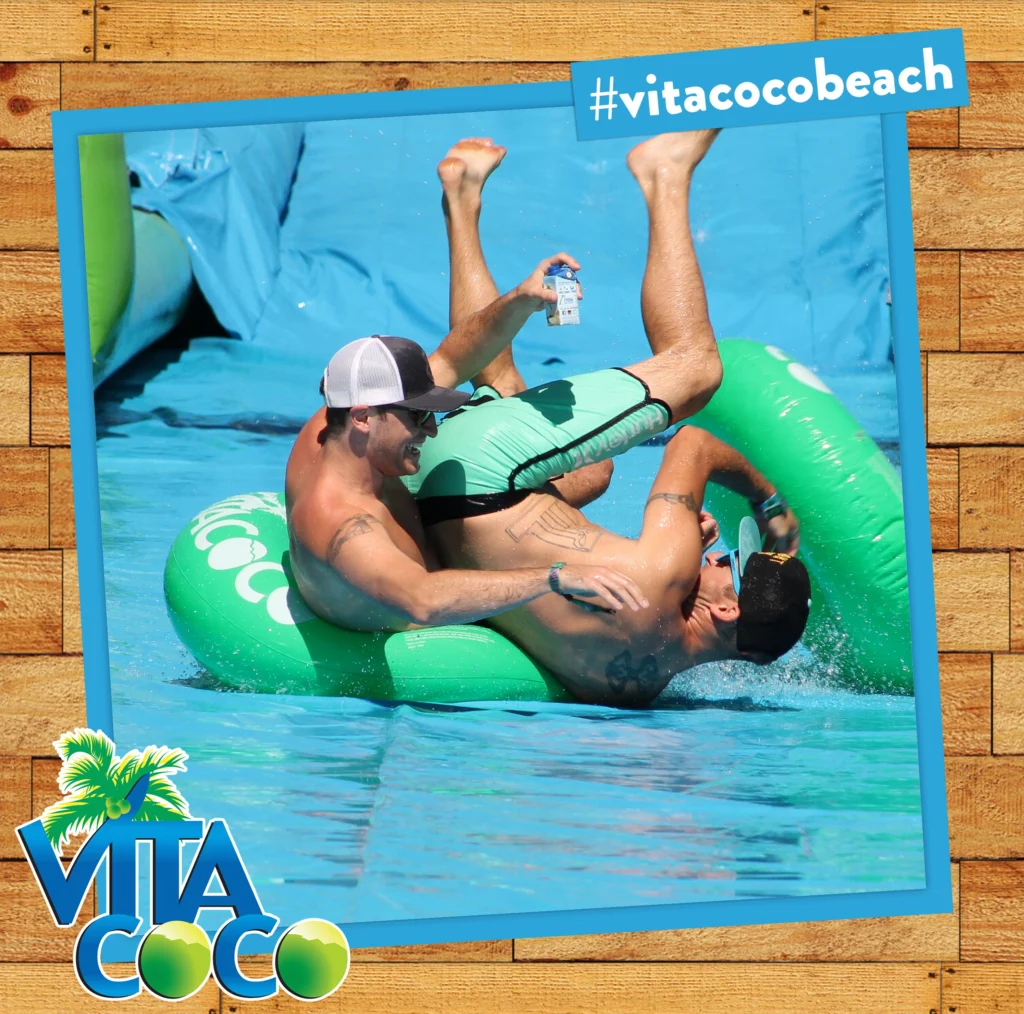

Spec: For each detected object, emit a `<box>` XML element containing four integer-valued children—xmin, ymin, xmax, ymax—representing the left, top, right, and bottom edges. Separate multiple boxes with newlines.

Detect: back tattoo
<box><xmin>505</xmin><ymin>498</ymin><xmax>603</xmax><ymax>552</ymax></box>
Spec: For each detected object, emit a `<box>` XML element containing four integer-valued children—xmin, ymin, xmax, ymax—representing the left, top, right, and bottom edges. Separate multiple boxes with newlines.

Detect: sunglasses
<box><xmin>380</xmin><ymin>406</ymin><xmax>435</xmax><ymax>428</ymax></box>
<box><xmin>712</xmin><ymin>550</ymin><xmax>744</xmax><ymax>596</ymax></box>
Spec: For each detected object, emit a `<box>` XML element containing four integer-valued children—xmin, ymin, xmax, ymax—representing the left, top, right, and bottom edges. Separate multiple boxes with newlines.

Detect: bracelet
<box><xmin>751</xmin><ymin>491</ymin><xmax>788</xmax><ymax>520</ymax></box>
<box><xmin>548</xmin><ymin>562</ymin><xmax>567</xmax><ymax>594</ymax></box>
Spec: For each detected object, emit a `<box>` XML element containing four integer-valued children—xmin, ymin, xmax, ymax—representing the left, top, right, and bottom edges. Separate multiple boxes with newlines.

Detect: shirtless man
<box><xmin>285</xmin><ymin>141</ymin><xmax>649</xmax><ymax>634</ymax></box>
<box><xmin>404</xmin><ymin>129</ymin><xmax>811</xmax><ymax>706</ymax></box>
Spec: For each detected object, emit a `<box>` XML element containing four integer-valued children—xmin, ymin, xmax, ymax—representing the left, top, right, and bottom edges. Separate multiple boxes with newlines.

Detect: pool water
<box><xmin>96</xmin><ymin>339</ymin><xmax>925</xmax><ymax>938</ymax></box>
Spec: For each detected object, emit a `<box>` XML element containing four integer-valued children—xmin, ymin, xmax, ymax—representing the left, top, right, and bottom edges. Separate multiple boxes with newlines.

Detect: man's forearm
<box><xmin>405</xmin><ymin>567</ymin><xmax>552</xmax><ymax>626</ymax></box>
<box><xmin>432</xmin><ymin>291</ymin><xmax>533</xmax><ymax>388</ymax></box>
<box><xmin>700</xmin><ymin>430</ymin><xmax>775</xmax><ymax>503</ymax></box>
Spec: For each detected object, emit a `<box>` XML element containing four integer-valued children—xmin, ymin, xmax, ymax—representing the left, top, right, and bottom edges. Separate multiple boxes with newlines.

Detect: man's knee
<box><xmin>690</xmin><ymin>355</ymin><xmax>724</xmax><ymax>414</ymax></box>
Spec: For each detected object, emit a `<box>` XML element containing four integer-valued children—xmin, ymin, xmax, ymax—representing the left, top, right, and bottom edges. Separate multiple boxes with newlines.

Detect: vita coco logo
<box><xmin>17</xmin><ymin>729</ymin><xmax>350</xmax><ymax>1002</ymax></box>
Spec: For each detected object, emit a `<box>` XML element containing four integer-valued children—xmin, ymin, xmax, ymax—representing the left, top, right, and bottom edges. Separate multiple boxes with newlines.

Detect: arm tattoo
<box><xmin>604</xmin><ymin>650</ymin><xmax>661</xmax><ymax>696</ymax></box>
<box><xmin>326</xmin><ymin>513</ymin><xmax>379</xmax><ymax>564</ymax></box>
<box><xmin>505</xmin><ymin>498</ymin><xmax>603</xmax><ymax>552</ymax></box>
<box><xmin>646</xmin><ymin>491</ymin><xmax>698</xmax><ymax>514</ymax></box>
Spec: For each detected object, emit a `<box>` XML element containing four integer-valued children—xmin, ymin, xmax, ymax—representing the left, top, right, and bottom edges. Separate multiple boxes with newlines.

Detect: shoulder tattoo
<box><xmin>604</xmin><ymin>650</ymin><xmax>661</xmax><ymax>697</ymax></box>
<box><xmin>646</xmin><ymin>491</ymin><xmax>698</xmax><ymax>514</ymax></box>
<box><xmin>326</xmin><ymin>513</ymin><xmax>379</xmax><ymax>563</ymax></box>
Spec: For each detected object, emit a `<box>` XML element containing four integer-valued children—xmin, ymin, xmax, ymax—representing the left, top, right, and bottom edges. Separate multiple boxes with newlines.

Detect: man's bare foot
<box><xmin>438</xmin><ymin>137</ymin><xmax>506</xmax><ymax>210</ymax></box>
<box><xmin>627</xmin><ymin>130</ymin><xmax>720</xmax><ymax>190</ymax></box>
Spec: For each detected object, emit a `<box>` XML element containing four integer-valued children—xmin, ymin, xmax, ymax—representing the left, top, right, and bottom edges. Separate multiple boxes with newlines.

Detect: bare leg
<box><xmin>438</xmin><ymin>137</ymin><xmax>525</xmax><ymax>395</ymax></box>
<box><xmin>623</xmin><ymin>130</ymin><xmax>724</xmax><ymax>423</ymax></box>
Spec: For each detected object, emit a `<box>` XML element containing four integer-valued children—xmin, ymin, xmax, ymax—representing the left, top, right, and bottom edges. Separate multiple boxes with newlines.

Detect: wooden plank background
<box><xmin>1</xmin><ymin>1</ymin><xmax>1022</xmax><ymax>1010</ymax></box>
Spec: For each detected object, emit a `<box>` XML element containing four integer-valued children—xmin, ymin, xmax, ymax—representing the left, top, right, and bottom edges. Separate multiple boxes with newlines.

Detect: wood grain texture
<box><xmin>932</xmin><ymin>552</ymin><xmax>1009</xmax><ymax>652</ymax></box>
<box><xmin>994</xmin><ymin>653</ymin><xmax>1024</xmax><ymax>754</ymax></box>
<box><xmin>961</xmin><ymin>448</ymin><xmax>1024</xmax><ymax>549</ymax></box>
<box><xmin>960</xmin><ymin>860</ymin><xmax>1024</xmax><ymax>961</ymax></box>
<box><xmin>0</xmin><ymin>252</ymin><xmax>64</xmax><ymax>354</ymax></box>
<box><xmin>62</xmin><ymin>61</ymin><xmax>573</xmax><ymax>109</ymax></box>
<box><xmin>0</xmin><ymin>447</ymin><xmax>48</xmax><ymax>547</ymax></box>
<box><xmin>940</xmin><ymin>653</ymin><xmax>992</xmax><ymax>756</ymax></box>
<box><xmin>0</xmin><ymin>64</ymin><xmax>59</xmax><ymax>149</ymax></box>
<box><xmin>943</xmin><ymin>964</ymin><xmax>1024</xmax><ymax>1014</ymax></box>
<box><xmin>30</xmin><ymin>355</ymin><xmax>68</xmax><ymax>446</ymax></box>
<box><xmin>815</xmin><ymin>1</ymin><xmax>1024</xmax><ymax>61</ymax></box>
<box><xmin>962</xmin><ymin>63</ymin><xmax>1024</xmax><ymax>148</ymax></box>
<box><xmin>48</xmin><ymin>447</ymin><xmax>73</xmax><ymax>548</ymax></box>
<box><xmin>0</xmin><ymin>755</ymin><xmax>31</xmax><ymax>859</ymax></box>
<box><xmin>1013</xmin><ymin>552</ymin><xmax>1024</xmax><ymax>653</ymax></box>
<box><xmin>0</xmin><ymin>964</ymin><xmax>220</xmax><ymax>1013</ymax></box>
<box><xmin>961</xmin><ymin>252</ymin><xmax>1024</xmax><ymax>353</ymax></box>
<box><xmin>95</xmin><ymin>2</ymin><xmax>814</xmax><ymax>63</ymax></box>
<box><xmin>0</xmin><ymin>151</ymin><xmax>56</xmax><ymax>249</ymax></box>
<box><xmin>0</xmin><ymin>861</ymin><xmax>92</xmax><ymax>962</ymax></box>
<box><xmin>947</xmin><ymin>757</ymin><xmax>1024</xmax><ymax>859</ymax></box>
<box><xmin>911</xmin><ymin>150</ymin><xmax>1024</xmax><ymax>250</ymax></box>
<box><xmin>62</xmin><ymin>549</ymin><xmax>79</xmax><ymax>653</ymax></box>
<box><xmin>916</xmin><ymin>250</ymin><xmax>959</xmax><ymax>352</ymax></box>
<box><xmin>927</xmin><ymin>446</ymin><xmax>958</xmax><ymax>549</ymax></box>
<box><xmin>0</xmin><ymin>655</ymin><xmax>85</xmax><ymax>754</ymax></box>
<box><xmin>228</xmin><ymin>962</ymin><xmax>939</xmax><ymax>1014</ymax></box>
<box><xmin>0</xmin><ymin>354</ymin><xmax>29</xmax><ymax>445</ymax></box>
<box><xmin>514</xmin><ymin>865</ymin><xmax>959</xmax><ymax>961</ymax></box>
<box><xmin>0</xmin><ymin>550</ymin><xmax>62</xmax><ymax>653</ymax></box>
<box><xmin>354</xmin><ymin>940</ymin><xmax>512</xmax><ymax>962</ymax></box>
<box><xmin>0</xmin><ymin>3</ymin><xmax>94</xmax><ymax>62</ymax></box>
<box><xmin>928</xmin><ymin>353</ymin><xmax>1024</xmax><ymax>445</ymax></box>
<box><xmin>906</xmin><ymin>106</ymin><xmax>958</xmax><ymax>148</ymax></box>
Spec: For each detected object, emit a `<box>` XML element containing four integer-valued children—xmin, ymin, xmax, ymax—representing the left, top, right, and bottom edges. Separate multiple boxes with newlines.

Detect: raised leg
<box><xmin>438</xmin><ymin>137</ymin><xmax>525</xmax><ymax>396</ymax></box>
<box><xmin>623</xmin><ymin>130</ymin><xmax>724</xmax><ymax>423</ymax></box>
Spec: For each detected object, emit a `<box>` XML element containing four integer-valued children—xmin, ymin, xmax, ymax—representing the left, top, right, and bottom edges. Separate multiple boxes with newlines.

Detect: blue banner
<box><xmin>571</xmin><ymin>30</ymin><xmax>968</xmax><ymax>140</ymax></box>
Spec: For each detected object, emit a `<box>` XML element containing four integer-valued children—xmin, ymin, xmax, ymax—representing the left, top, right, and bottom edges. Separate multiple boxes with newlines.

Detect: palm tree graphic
<box><xmin>41</xmin><ymin>728</ymin><xmax>191</xmax><ymax>855</ymax></box>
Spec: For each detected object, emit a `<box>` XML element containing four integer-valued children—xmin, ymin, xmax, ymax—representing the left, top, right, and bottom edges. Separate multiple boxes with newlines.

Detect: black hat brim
<box><xmin>393</xmin><ymin>385</ymin><xmax>471</xmax><ymax>412</ymax></box>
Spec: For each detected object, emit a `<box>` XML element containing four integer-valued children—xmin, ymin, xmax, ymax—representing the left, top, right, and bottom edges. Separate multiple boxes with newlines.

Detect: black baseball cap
<box><xmin>321</xmin><ymin>335</ymin><xmax>470</xmax><ymax>413</ymax></box>
<box><xmin>736</xmin><ymin>552</ymin><xmax>812</xmax><ymax>662</ymax></box>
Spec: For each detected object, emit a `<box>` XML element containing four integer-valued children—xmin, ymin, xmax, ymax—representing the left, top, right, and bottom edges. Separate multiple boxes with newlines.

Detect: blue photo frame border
<box><xmin>52</xmin><ymin>82</ymin><xmax>951</xmax><ymax>948</ymax></box>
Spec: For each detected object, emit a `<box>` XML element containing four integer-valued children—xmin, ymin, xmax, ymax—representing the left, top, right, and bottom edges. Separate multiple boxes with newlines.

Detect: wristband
<box><xmin>548</xmin><ymin>562</ymin><xmax>566</xmax><ymax>594</ymax></box>
<box><xmin>751</xmin><ymin>491</ymin><xmax>787</xmax><ymax>520</ymax></box>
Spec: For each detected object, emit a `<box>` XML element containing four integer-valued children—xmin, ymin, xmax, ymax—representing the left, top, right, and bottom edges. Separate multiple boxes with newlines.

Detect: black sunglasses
<box><xmin>380</xmin><ymin>405</ymin><xmax>435</xmax><ymax>428</ymax></box>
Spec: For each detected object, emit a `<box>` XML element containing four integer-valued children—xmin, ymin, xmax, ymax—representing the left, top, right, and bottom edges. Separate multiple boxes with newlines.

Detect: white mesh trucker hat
<box><xmin>321</xmin><ymin>335</ymin><xmax>469</xmax><ymax>413</ymax></box>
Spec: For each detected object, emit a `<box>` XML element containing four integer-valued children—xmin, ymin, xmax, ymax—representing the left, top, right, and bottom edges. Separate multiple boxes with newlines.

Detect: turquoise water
<box><xmin>97</xmin><ymin>348</ymin><xmax>924</xmax><ymax>933</ymax></box>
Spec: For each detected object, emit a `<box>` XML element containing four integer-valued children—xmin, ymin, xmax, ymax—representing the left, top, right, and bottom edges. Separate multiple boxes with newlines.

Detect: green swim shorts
<box><xmin>403</xmin><ymin>368</ymin><xmax>671</xmax><ymax>525</ymax></box>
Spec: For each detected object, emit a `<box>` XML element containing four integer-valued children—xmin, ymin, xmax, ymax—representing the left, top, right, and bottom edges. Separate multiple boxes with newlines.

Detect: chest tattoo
<box><xmin>604</xmin><ymin>650</ymin><xmax>661</xmax><ymax>696</ymax></box>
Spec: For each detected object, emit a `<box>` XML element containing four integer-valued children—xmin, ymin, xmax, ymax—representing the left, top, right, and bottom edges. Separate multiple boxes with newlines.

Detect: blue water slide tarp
<box><xmin>123</xmin><ymin>111</ymin><xmax>896</xmax><ymax>440</ymax></box>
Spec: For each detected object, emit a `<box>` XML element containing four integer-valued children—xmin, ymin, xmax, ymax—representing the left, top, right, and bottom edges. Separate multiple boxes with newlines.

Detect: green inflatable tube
<box><xmin>692</xmin><ymin>339</ymin><xmax>912</xmax><ymax>694</ymax></box>
<box><xmin>80</xmin><ymin>134</ymin><xmax>135</xmax><ymax>373</ymax></box>
<box><xmin>164</xmin><ymin>492</ymin><xmax>572</xmax><ymax>703</ymax></box>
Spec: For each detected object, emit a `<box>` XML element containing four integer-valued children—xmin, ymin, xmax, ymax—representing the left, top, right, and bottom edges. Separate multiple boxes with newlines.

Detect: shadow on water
<box><xmin>169</xmin><ymin>669</ymin><xmax>797</xmax><ymax>715</ymax></box>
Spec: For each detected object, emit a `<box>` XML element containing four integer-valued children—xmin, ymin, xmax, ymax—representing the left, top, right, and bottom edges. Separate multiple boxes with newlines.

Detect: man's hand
<box><xmin>758</xmin><ymin>508</ymin><xmax>800</xmax><ymax>555</ymax></box>
<box><xmin>555</xmin><ymin>564</ymin><xmax>648</xmax><ymax>613</ymax></box>
<box><xmin>698</xmin><ymin>510</ymin><xmax>719</xmax><ymax>550</ymax></box>
<box><xmin>513</xmin><ymin>253</ymin><xmax>583</xmax><ymax>313</ymax></box>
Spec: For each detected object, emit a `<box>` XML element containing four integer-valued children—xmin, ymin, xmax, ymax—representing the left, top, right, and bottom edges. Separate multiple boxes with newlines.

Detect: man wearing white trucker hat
<box><xmin>286</xmin><ymin>256</ymin><xmax>649</xmax><ymax>635</ymax></box>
